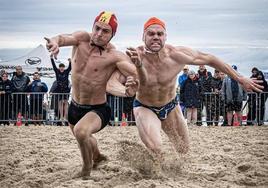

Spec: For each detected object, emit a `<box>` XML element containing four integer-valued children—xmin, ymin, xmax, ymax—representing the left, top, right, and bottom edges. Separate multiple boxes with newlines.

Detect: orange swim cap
<box><xmin>94</xmin><ymin>11</ymin><xmax>118</xmax><ymax>36</ymax></box>
<box><xmin>144</xmin><ymin>17</ymin><xmax>166</xmax><ymax>31</ymax></box>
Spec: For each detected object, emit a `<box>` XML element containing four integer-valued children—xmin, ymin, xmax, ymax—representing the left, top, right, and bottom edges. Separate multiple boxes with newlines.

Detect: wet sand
<box><xmin>0</xmin><ymin>125</ymin><xmax>268</xmax><ymax>188</ymax></box>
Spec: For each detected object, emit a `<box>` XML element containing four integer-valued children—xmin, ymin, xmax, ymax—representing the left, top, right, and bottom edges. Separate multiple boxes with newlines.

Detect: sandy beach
<box><xmin>0</xmin><ymin>125</ymin><xmax>267</xmax><ymax>188</ymax></box>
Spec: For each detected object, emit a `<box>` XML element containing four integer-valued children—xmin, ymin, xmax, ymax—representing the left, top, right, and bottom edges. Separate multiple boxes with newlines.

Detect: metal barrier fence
<box><xmin>0</xmin><ymin>92</ymin><xmax>267</xmax><ymax>126</ymax></box>
<box><xmin>196</xmin><ymin>92</ymin><xmax>268</xmax><ymax>126</ymax></box>
<box><xmin>0</xmin><ymin>92</ymin><xmax>70</xmax><ymax>126</ymax></box>
<box><xmin>107</xmin><ymin>95</ymin><xmax>135</xmax><ymax>126</ymax></box>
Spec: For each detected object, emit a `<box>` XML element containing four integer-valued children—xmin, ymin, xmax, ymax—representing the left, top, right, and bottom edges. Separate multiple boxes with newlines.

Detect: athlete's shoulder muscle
<box><xmin>72</xmin><ymin>31</ymin><xmax>91</xmax><ymax>43</ymax></box>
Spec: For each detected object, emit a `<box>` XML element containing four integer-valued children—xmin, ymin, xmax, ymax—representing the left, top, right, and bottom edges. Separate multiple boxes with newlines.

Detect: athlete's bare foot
<box><xmin>72</xmin><ymin>168</ymin><xmax>91</xmax><ymax>180</ymax></box>
<box><xmin>93</xmin><ymin>154</ymin><xmax>108</xmax><ymax>169</ymax></box>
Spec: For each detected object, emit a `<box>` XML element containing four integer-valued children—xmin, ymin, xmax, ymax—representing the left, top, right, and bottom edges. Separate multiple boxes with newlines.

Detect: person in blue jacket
<box><xmin>178</xmin><ymin>65</ymin><xmax>189</xmax><ymax>115</ymax></box>
<box><xmin>28</xmin><ymin>72</ymin><xmax>48</xmax><ymax>125</ymax></box>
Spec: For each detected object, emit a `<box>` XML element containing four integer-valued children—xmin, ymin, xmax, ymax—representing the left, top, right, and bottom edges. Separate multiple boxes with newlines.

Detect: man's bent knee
<box><xmin>73</xmin><ymin>126</ymin><xmax>90</xmax><ymax>143</ymax></box>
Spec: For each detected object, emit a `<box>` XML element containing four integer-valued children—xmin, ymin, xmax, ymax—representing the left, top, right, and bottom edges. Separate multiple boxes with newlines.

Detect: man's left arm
<box><xmin>115</xmin><ymin>52</ymin><xmax>137</xmax><ymax>78</ymax></box>
<box><xmin>106</xmin><ymin>70</ymin><xmax>127</xmax><ymax>97</ymax></box>
<box><xmin>174</xmin><ymin>46</ymin><xmax>263</xmax><ymax>92</ymax></box>
<box><xmin>112</xmin><ymin>52</ymin><xmax>138</xmax><ymax>97</ymax></box>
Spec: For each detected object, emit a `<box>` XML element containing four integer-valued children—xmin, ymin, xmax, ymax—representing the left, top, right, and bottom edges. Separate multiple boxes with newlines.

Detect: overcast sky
<box><xmin>0</xmin><ymin>0</ymin><xmax>268</xmax><ymax>75</ymax></box>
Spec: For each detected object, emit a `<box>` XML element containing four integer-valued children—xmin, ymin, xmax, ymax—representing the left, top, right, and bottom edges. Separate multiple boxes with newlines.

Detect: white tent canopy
<box><xmin>0</xmin><ymin>44</ymin><xmax>55</xmax><ymax>77</ymax></box>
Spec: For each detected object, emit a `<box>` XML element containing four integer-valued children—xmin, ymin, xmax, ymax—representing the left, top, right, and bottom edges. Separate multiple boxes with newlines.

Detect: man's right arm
<box><xmin>126</xmin><ymin>47</ymin><xmax>148</xmax><ymax>85</ymax></box>
<box><xmin>45</xmin><ymin>31</ymin><xmax>90</xmax><ymax>59</ymax></box>
<box><xmin>49</xmin><ymin>31</ymin><xmax>90</xmax><ymax>46</ymax></box>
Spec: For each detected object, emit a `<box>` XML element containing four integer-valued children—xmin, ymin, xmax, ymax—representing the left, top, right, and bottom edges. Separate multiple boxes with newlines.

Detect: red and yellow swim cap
<box><xmin>94</xmin><ymin>11</ymin><xmax>118</xmax><ymax>36</ymax></box>
<box><xmin>144</xmin><ymin>17</ymin><xmax>165</xmax><ymax>31</ymax></box>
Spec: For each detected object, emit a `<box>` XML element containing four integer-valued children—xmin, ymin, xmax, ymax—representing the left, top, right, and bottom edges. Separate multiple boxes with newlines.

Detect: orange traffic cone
<box><xmin>121</xmin><ymin>113</ymin><xmax>128</xmax><ymax>126</ymax></box>
<box><xmin>16</xmin><ymin>112</ymin><xmax>22</xmax><ymax>127</ymax></box>
<box><xmin>233</xmin><ymin>113</ymin><xmax>240</xmax><ymax>126</ymax></box>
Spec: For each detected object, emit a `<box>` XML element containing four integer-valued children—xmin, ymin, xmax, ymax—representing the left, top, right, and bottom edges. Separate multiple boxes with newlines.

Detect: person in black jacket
<box><xmin>0</xmin><ymin>73</ymin><xmax>12</xmax><ymax>125</ymax></box>
<box><xmin>257</xmin><ymin>71</ymin><xmax>268</xmax><ymax>125</ymax></box>
<box><xmin>210</xmin><ymin>70</ymin><xmax>222</xmax><ymax>125</ymax></box>
<box><xmin>180</xmin><ymin>70</ymin><xmax>201</xmax><ymax>126</ymax></box>
<box><xmin>197</xmin><ymin>65</ymin><xmax>213</xmax><ymax>125</ymax></box>
<box><xmin>247</xmin><ymin>71</ymin><xmax>268</xmax><ymax>125</ymax></box>
<box><xmin>11</xmin><ymin>66</ymin><xmax>31</xmax><ymax>125</ymax></box>
<box><xmin>247</xmin><ymin>67</ymin><xmax>261</xmax><ymax>125</ymax></box>
<box><xmin>51</xmin><ymin>58</ymin><xmax>71</xmax><ymax>123</ymax></box>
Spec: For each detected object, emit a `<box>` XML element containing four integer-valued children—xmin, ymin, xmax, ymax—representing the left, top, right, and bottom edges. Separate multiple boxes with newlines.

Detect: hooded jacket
<box><xmin>11</xmin><ymin>72</ymin><xmax>30</xmax><ymax>92</ymax></box>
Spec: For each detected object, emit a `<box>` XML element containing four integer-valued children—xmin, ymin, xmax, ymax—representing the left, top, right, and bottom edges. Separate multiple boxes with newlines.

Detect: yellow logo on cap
<box><xmin>98</xmin><ymin>12</ymin><xmax>113</xmax><ymax>24</ymax></box>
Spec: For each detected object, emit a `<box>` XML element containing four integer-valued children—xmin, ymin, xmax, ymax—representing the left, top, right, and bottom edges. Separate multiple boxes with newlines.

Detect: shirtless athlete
<box><xmin>45</xmin><ymin>11</ymin><xmax>137</xmax><ymax>179</ymax></box>
<box><xmin>126</xmin><ymin>17</ymin><xmax>262</xmax><ymax>172</ymax></box>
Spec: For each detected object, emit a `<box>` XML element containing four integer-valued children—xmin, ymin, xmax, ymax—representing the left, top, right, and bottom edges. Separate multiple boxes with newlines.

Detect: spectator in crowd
<box><xmin>11</xmin><ymin>66</ymin><xmax>31</xmax><ymax>125</ymax></box>
<box><xmin>219</xmin><ymin>72</ymin><xmax>228</xmax><ymax>126</ymax></box>
<box><xmin>180</xmin><ymin>70</ymin><xmax>201</xmax><ymax>126</ymax></box>
<box><xmin>51</xmin><ymin>58</ymin><xmax>72</xmax><ymax>125</ymax></box>
<box><xmin>256</xmin><ymin>71</ymin><xmax>268</xmax><ymax>125</ymax></box>
<box><xmin>28</xmin><ymin>72</ymin><xmax>48</xmax><ymax>125</ymax></box>
<box><xmin>251</xmin><ymin>67</ymin><xmax>259</xmax><ymax>78</ymax></box>
<box><xmin>247</xmin><ymin>67</ymin><xmax>260</xmax><ymax>125</ymax></box>
<box><xmin>0</xmin><ymin>69</ymin><xmax>7</xmax><ymax>81</ymax></box>
<box><xmin>178</xmin><ymin>65</ymin><xmax>189</xmax><ymax>87</ymax></box>
<box><xmin>221</xmin><ymin>65</ymin><xmax>247</xmax><ymax>126</ymax></box>
<box><xmin>178</xmin><ymin>65</ymin><xmax>189</xmax><ymax>115</ymax></box>
<box><xmin>197</xmin><ymin>65</ymin><xmax>213</xmax><ymax>125</ymax></box>
<box><xmin>0</xmin><ymin>73</ymin><xmax>12</xmax><ymax>125</ymax></box>
<box><xmin>48</xmin><ymin>80</ymin><xmax>60</xmax><ymax>125</ymax></box>
<box><xmin>211</xmin><ymin>70</ymin><xmax>222</xmax><ymax>125</ymax></box>
<box><xmin>247</xmin><ymin>71</ymin><xmax>268</xmax><ymax>125</ymax></box>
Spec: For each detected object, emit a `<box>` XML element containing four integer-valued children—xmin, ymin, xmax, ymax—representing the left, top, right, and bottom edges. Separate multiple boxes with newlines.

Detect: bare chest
<box><xmin>72</xmin><ymin>45</ymin><xmax>115</xmax><ymax>78</ymax></box>
<box><xmin>143</xmin><ymin>57</ymin><xmax>181</xmax><ymax>85</ymax></box>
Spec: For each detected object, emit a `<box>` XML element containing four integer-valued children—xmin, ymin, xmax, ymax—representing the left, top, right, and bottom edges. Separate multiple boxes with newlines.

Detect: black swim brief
<box><xmin>68</xmin><ymin>99</ymin><xmax>111</xmax><ymax>130</ymax></box>
<box><xmin>133</xmin><ymin>95</ymin><xmax>179</xmax><ymax>121</ymax></box>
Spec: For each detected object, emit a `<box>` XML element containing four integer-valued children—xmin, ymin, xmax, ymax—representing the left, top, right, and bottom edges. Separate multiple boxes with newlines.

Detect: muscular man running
<box><xmin>126</xmin><ymin>17</ymin><xmax>262</xmax><ymax>174</ymax></box>
<box><xmin>45</xmin><ymin>11</ymin><xmax>137</xmax><ymax>179</ymax></box>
